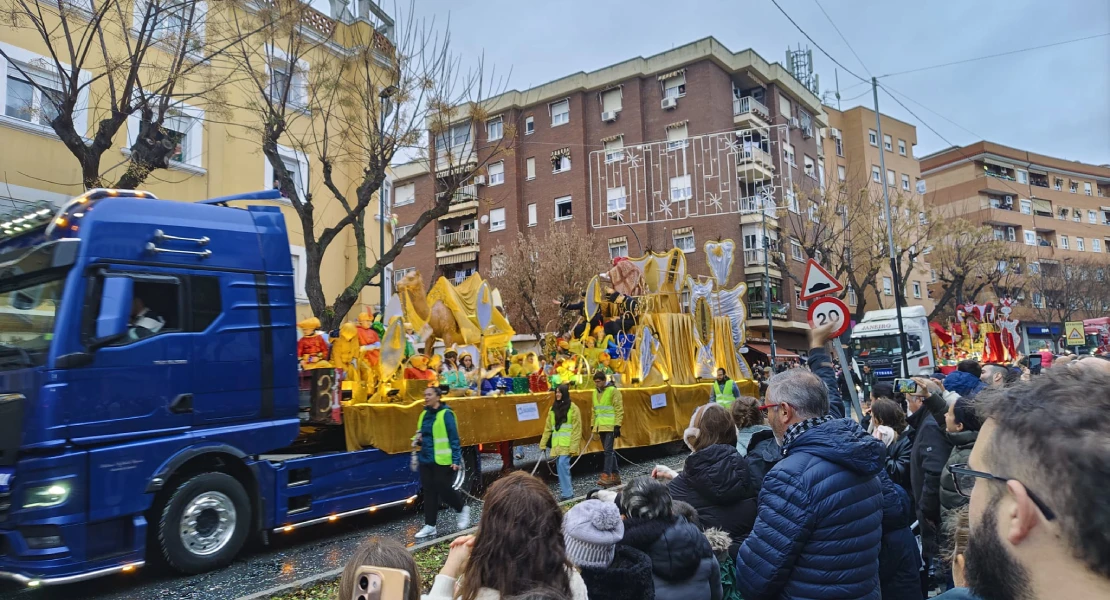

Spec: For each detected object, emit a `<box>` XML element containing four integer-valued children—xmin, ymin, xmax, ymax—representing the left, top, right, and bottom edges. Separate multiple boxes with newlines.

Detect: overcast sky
<box><xmin>319</xmin><ymin>0</ymin><xmax>1110</xmax><ymax>165</ymax></box>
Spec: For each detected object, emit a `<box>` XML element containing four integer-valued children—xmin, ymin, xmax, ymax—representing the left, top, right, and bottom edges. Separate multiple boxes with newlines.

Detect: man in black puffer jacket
<box><xmin>907</xmin><ymin>383</ymin><xmax>953</xmax><ymax>593</ymax></box>
<box><xmin>879</xmin><ymin>470</ymin><xmax>924</xmax><ymax>600</ymax></box>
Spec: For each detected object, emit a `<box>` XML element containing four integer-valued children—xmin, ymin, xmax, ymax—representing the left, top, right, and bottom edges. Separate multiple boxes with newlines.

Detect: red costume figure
<box><xmin>403</xmin><ymin>355</ymin><xmax>436</xmax><ymax>381</ymax></box>
<box><xmin>297</xmin><ymin>317</ymin><xmax>332</xmax><ymax>369</ymax></box>
<box><xmin>356</xmin><ymin>311</ymin><xmax>381</xmax><ymax>367</ymax></box>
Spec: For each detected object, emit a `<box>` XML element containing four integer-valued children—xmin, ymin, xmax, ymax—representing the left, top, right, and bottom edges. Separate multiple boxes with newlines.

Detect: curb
<box><xmin>234</xmin><ymin>493</ymin><xmax>590</xmax><ymax>600</ymax></box>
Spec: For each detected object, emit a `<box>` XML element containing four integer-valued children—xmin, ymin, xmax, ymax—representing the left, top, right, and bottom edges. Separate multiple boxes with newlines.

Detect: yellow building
<box><xmin>0</xmin><ymin>0</ymin><xmax>397</xmax><ymax>321</ymax></box>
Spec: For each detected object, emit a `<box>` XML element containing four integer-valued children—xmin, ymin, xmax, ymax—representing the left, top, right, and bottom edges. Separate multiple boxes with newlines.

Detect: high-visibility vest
<box><xmin>713</xmin><ymin>380</ymin><xmax>737</xmax><ymax>408</ymax></box>
<box><xmin>548</xmin><ymin>411</ymin><xmax>573</xmax><ymax>449</ymax></box>
<box><xmin>416</xmin><ymin>408</ymin><xmax>454</xmax><ymax>466</ymax></box>
<box><xmin>593</xmin><ymin>386</ymin><xmax>616</xmax><ymax>428</ymax></box>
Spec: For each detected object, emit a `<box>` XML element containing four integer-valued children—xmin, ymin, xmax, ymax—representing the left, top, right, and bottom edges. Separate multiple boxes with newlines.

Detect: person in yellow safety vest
<box><xmin>711</xmin><ymin>367</ymin><xmax>741</xmax><ymax>408</ymax></box>
<box><xmin>591</xmin><ymin>371</ymin><xmax>624</xmax><ymax>488</ymax></box>
<box><xmin>413</xmin><ymin>385</ymin><xmax>469</xmax><ymax>540</ymax></box>
<box><xmin>539</xmin><ymin>384</ymin><xmax>583</xmax><ymax>500</ymax></box>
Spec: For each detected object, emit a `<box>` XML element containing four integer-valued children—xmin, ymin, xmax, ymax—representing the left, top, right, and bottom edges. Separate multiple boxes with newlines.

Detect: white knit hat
<box><xmin>563</xmin><ymin>499</ymin><xmax>624</xmax><ymax>569</ymax></box>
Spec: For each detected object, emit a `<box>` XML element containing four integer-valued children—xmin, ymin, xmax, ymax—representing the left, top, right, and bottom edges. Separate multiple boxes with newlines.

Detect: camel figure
<box><xmin>395</xmin><ymin>270</ymin><xmax>464</xmax><ymax>357</ymax></box>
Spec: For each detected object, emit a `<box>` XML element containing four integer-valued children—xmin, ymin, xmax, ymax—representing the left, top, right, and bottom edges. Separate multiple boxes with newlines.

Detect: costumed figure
<box><xmin>404</xmin><ymin>355</ymin><xmax>437</xmax><ymax>381</ymax></box>
<box><xmin>297</xmin><ymin>317</ymin><xmax>332</xmax><ymax>370</ymax></box>
<box><xmin>356</xmin><ymin>312</ymin><xmax>382</xmax><ymax>367</ymax></box>
<box><xmin>439</xmin><ymin>350</ymin><xmax>472</xmax><ymax>394</ymax></box>
<box><xmin>996</xmin><ymin>298</ymin><xmax>1022</xmax><ymax>361</ymax></box>
<box><xmin>458</xmin><ymin>353</ymin><xmax>480</xmax><ymax>390</ymax></box>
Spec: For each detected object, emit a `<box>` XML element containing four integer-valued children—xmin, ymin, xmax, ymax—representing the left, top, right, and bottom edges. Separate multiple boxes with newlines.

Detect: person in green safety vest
<box><xmin>413</xmin><ymin>385</ymin><xmax>469</xmax><ymax>540</ymax></box>
<box><xmin>711</xmin><ymin>368</ymin><xmax>741</xmax><ymax>408</ymax></box>
<box><xmin>539</xmin><ymin>384</ymin><xmax>583</xmax><ymax>500</ymax></box>
<box><xmin>591</xmin><ymin>372</ymin><xmax>624</xmax><ymax>488</ymax></box>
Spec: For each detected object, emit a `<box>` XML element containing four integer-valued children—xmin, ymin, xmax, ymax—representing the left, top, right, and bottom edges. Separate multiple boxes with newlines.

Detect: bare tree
<box><xmin>1025</xmin><ymin>258</ymin><xmax>1109</xmax><ymax>328</ymax></box>
<box><xmin>489</xmin><ymin>226</ymin><xmax>610</xmax><ymax>337</ymax></box>
<box><xmin>0</xmin><ymin>0</ymin><xmax>252</xmax><ymax>189</ymax></box>
<box><xmin>225</xmin><ymin>1</ymin><xmax>513</xmax><ymax>329</ymax></box>
<box><xmin>927</xmin><ymin>219</ymin><xmax>1023</xmax><ymax>320</ymax></box>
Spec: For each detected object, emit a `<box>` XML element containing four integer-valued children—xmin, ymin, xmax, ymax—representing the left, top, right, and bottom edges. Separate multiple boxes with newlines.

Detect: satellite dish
<box><xmin>480</xmin><ymin>215</ymin><xmax>489</xmax><ymax>224</ymax></box>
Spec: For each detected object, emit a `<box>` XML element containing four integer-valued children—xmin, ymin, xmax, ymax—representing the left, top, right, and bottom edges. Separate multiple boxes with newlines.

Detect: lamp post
<box><xmin>611</xmin><ymin>212</ymin><xmax>642</xmax><ymax>255</ymax></box>
<box><xmin>378</xmin><ymin>84</ymin><xmax>398</xmax><ymax>318</ymax></box>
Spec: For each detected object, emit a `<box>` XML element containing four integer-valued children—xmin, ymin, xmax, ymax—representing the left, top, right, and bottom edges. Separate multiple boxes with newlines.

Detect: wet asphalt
<box><xmin>2</xmin><ymin>442</ymin><xmax>689</xmax><ymax>600</ymax></box>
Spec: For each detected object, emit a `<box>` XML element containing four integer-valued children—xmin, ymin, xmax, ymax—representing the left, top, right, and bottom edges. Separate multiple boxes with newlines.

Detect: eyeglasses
<box><xmin>757</xmin><ymin>402</ymin><xmax>781</xmax><ymax>414</ymax></box>
<box><xmin>948</xmin><ymin>463</ymin><xmax>1056</xmax><ymax>521</ymax></box>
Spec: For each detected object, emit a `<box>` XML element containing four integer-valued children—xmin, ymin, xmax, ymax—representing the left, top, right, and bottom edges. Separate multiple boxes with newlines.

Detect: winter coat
<box><xmin>908</xmin><ymin>405</ymin><xmax>954</xmax><ymax>558</ymax></box>
<box><xmin>879</xmin><ymin>470</ymin><xmax>924</xmax><ymax>600</ymax></box>
<box><xmin>736</xmin><ymin>418</ymin><xmax>885</xmax><ymax>600</ymax></box>
<box><xmin>422</xmin><ymin>568</ymin><xmax>589</xmax><ymax>600</ymax></box>
<box><xmin>934</xmin><ymin>587</ymin><xmax>984</xmax><ymax>599</ymax></box>
<box><xmin>736</xmin><ymin>424</ymin><xmax>772</xmax><ymax>457</ymax></box>
<box><xmin>620</xmin><ymin>515</ymin><xmax>723</xmax><ymax>600</ymax></box>
<box><xmin>744</xmin><ymin>428</ymin><xmax>782</xmax><ymax>485</ymax></box>
<box><xmin>940</xmin><ymin>429</ymin><xmax>979</xmax><ymax>533</ymax></box>
<box><xmin>805</xmin><ymin>347</ymin><xmax>846</xmax><ymax>419</ymax></box>
<box><xmin>885</xmin><ymin>425</ymin><xmax>915</xmax><ymax>501</ymax></box>
<box><xmin>668</xmin><ymin>443</ymin><xmax>760</xmax><ymax>559</ymax></box>
<box><xmin>539</xmin><ymin>403</ymin><xmax>583</xmax><ymax>457</ymax></box>
<box><xmin>578</xmin><ymin>545</ymin><xmax>655</xmax><ymax>600</ymax></box>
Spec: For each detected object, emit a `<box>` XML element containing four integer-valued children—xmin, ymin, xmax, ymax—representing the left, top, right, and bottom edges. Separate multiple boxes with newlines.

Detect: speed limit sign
<box><xmin>807</xmin><ymin>296</ymin><xmax>850</xmax><ymax>338</ymax></box>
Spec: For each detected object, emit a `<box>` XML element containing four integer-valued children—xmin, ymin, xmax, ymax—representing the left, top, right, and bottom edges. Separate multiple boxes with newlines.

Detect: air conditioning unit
<box><xmin>789</xmin><ymin>117</ymin><xmax>800</xmax><ymax>129</ymax></box>
<box><xmin>661</xmin><ymin>97</ymin><xmax>678</xmax><ymax>110</ymax></box>
<box><xmin>1004</xmin><ymin>195</ymin><xmax>1013</xmax><ymax>203</ymax></box>
<box><xmin>802</xmin><ymin>126</ymin><xmax>814</xmax><ymax>139</ymax></box>
<box><xmin>601</xmin><ymin>110</ymin><xmax>618</xmax><ymax>122</ymax></box>
<box><xmin>473</xmin><ymin>175</ymin><xmax>486</xmax><ymax>186</ymax></box>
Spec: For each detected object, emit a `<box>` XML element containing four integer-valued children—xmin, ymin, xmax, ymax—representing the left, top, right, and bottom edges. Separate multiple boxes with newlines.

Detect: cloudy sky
<box><xmin>319</xmin><ymin>0</ymin><xmax>1110</xmax><ymax>165</ymax></box>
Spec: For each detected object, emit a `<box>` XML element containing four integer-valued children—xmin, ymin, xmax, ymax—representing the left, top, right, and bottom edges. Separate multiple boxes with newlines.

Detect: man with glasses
<box><xmin>940</xmin><ymin>368</ymin><xmax>1110</xmax><ymax>600</ymax></box>
<box><xmin>736</xmin><ymin>321</ymin><xmax>886</xmax><ymax>599</ymax></box>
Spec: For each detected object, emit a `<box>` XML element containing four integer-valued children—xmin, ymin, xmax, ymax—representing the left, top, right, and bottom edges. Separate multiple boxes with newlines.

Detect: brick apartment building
<box><xmin>390</xmin><ymin>37</ymin><xmax>835</xmax><ymax>352</ymax></box>
<box><xmin>821</xmin><ymin>106</ymin><xmax>935</xmax><ymax>318</ymax></box>
<box><xmin>921</xmin><ymin>142</ymin><xmax>1110</xmax><ymax>351</ymax></box>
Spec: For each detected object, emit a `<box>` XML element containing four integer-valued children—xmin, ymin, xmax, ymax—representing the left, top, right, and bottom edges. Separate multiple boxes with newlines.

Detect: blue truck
<box><xmin>0</xmin><ymin>189</ymin><xmax>458</xmax><ymax>588</ymax></box>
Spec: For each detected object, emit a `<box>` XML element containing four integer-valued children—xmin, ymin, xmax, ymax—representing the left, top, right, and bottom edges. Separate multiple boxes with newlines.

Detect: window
<box><xmin>992</xmin><ymin>227</ymin><xmax>1004</xmax><ymax>241</ymax></box>
<box><xmin>488</xmin><ymin>161</ymin><xmax>504</xmax><ymax>186</ymax></box>
<box><xmin>1060</xmin><ymin>235</ymin><xmax>1069</xmax><ymax>249</ymax></box>
<box><xmin>1028</xmin><ymin>262</ymin><xmax>1039</xmax><ymax>275</ymax></box>
<box><xmin>1069</xmin><ymin>180</ymin><xmax>1078</xmax><ymax>194</ymax></box>
<box><xmin>436</xmin><ymin>122</ymin><xmax>472</xmax><ymax>162</ymax></box>
<box><xmin>673</xmin><ymin>229</ymin><xmax>695</xmax><ymax>253</ymax></box>
<box><xmin>4</xmin><ymin>62</ymin><xmax>62</xmax><ymax>126</ymax></box>
<box><xmin>1077</xmin><ymin>237</ymin><xmax>1085</xmax><ymax>252</ymax></box>
<box><xmin>883</xmin><ymin>134</ymin><xmax>892</xmax><ymax>151</ymax></box>
<box><xmin>604</xmin><ymin>137</ymin><xmax>625</xmax><ymax>163</ymax></box>
<box><xmin>550</xmin><ymin>99</ymin><xmax>569</xmax><ymax>126</ymax></box>
<box><xmin>394</xmin><ymin>183</ymin><xmax>415</xmax><ymax>206</ymax></box>
<box><xmin>555</xmin><ymin>196</ymin><xmax>572</xmax><ymax>220</ymax></box>
<box><xmin>393</xmin><ymin>267</ymin><xmax>415</xmax><ymax>287</ymax></box>
<box><xmin>872</xmin><ymin>165</ymin><xmax>881</xmax><ymax>183</ymax></box>
<box><xmin>786</xmin><ymin>188</ymin><xmax>799</xmax><ymax>213</ymax></box>
<box><xmin>1085</xmin><ymin>182</ymin><xmax>1093</xmax><ymax>196</ymax></box>
<box><xmin>1054</xmin><ymin>177</ymin><xmax>1063</xmax><ymax>191</ymax></box>
<box><xmin>869</xmin><ymin>130</ymin><xmax>878</xmax><ymax>146</ymax></box>
<box><xmin>1020</xmin><ymin>198</ymin><xmax>1032</xmax><ymax>214</ymax></box>
<box><xmin>669</xmin><ymin>174</ymin><xmax>692</xmax><ymax>202</ymax></box>
<box><xmin>525</xmin><ymin>116</ymin><xmax>534</xmax><ymax>135</ymax></box>
<box><xmin>1032</xmin><ymin>292</ymin><xmax>1044</xmax><ymax>308</ymax></box>
<box><xmin>526</xmin><ymin>157</ymin><xmax>535</xmax><ymax>180</ymax></box>
<box><xmin>394</xmin><ymin>224</ymin><xmax>415</xmax><ymax>246</ymax></box>
<box><xmin>783</xmin><ymin>143</ymin><xmax>795</xmax><ymax>166</ymax></box>
<box><xmin>1017</xmin><ymin>170</ymin><xmax>1028</xmax><ymax>184</ymax></box>
<box><xmin>790</xmin><ymin>240</ymin><xmax>804</xmax><ymax>261</ymax></box>
<box><xmin>263</xmin><ymin>144</ymin><xmax>309</xmax><ymax>200</ymax></box>
<box><xmin>488</xmin><ymin>208</ymin><xmax>505</xmax><ymax>231</ymax></box>
<box><xmin>912</xmin><ymin>281</ymin><xmax>921</xmax><ymax>299</ymax></box>
<box><xmin>887</xmin><ymin>169</ymin><xmax>895</xmax><ymax>186</ymax></box>
<box><xmin>486</xmin><ymin>116</ymin><xmax>503</xmax><ymax>141</ymax></box>
<box><xmin>527</xmin><ymin>203</ymin><xmax>537</xmax><ymax>226</ymax></box>
<box><xmin>997</xmin><ymin>260</ymin><xmax>1008</xmax><ymax>273</ymax></box>
<box><xmin>808</xmin><ymin>202</ymin><xmax>819</xmax><ymax>223</ymax></box>
<box><xmin>777</xmin><ymin>94</ymin><xmax>792</xmax><ymax>119</ymax></box>
<box><xmin>608</xmin><ymin>239</ymin><xmax>628</xmax><ymax>260</ymax></box>
<box><xmin>1024</xmin><ymin>230</ymin><xmax>1036</xmax><ymax>245</ymax></box>
<box><xmin>837</xmin><ymin>165</ymin><xmax>846</xmax><ymax>181</ymax></box>
<box><xmin>1094</xmin><ymin>238</ymin><xmax>1102</xmax><ymax>253</ymax></box>
<box><xmin>662</xmin><ymin>72</ymin><xmax>686</xmax><ymax>98</ymax></box>
<box><xmin>1088</xmin><ymin>210</ymin><xmax>1097</xmax><ymax>224</ymax></box>
<box><xmin>552</xmin><ymin>154</ymin><xmax>571</xmax><ymax>173</ymax></box>
<box><xmin>803</xmin><ymin>155</ymin><xmax>816</xmax><ymax>178</ymax></box>
<box><xmin>490</xmin><ymin>254</ymin><xmax>506</xmax><ymax>277</ymax></box>
<box><xmin>186</xmin><ymin>275</ymin><xmax>222</xmax><ymax>332</ymax></box>
<box><xmin>898</xmin><ymin>139</ymin><xmax>907</xmax><ymax>156</ymax></box>
<box><xmin>606</xmin><ymin>186</ymin><xmax>627</xmax><ymax>212</ymax></box>
<box><xmin>847</xmin><ymin>286</ymin><xmax>857</xmax><ymax>306</ymax></box>
<box><xmin>901</xmin><ymin>174</ymin><xmax>910</xmax><ymax>191</ymax></box>
<box><xmin>1074</xmin><ymin>208</ymin><xmax>1082</xmax><ymax>222</ymax></box>
<box><xmin>833</xmin><ymin>129</ymin><xmax>844</xmax><ymax>156</ymax></box>
<box><xmin>667</xmin><ymin>123</ymin><xmax>688</xmax><ymax>150</ymax></box>
<box><xmin>601</xmin><ymin>87</ymin><xmax>622</xmax><ymax>114</ymax></box>
<box><xmin>268</xmin><ymin>53</ymin><xmax>308</xmax><ymax>108</ymax></box>
<box><xmin>882</xmin><ymin>277</ymin><xmax>892</xmax><ymax>295</ymax></box>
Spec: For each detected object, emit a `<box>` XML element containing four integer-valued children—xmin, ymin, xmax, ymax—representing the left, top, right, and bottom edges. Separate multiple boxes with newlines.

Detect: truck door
<box><xmin>65</xmin><ymin>271</ymin><xmax>193</xmax><ymax>440</ymax></box>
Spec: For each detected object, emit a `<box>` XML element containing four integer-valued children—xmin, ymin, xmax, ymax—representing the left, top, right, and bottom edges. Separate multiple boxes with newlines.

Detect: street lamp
<box><xmin>378</xmin><ymin>84</ymin><xmax>398</xmax><ymax>318</ymax></box>
<box><xmin>610</xmin><ymin>212</ymin><xmax>642</xmax><ymax>256</ymax></box>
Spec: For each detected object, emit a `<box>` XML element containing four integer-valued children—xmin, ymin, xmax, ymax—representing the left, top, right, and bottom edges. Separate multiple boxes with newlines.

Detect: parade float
<box><xmin>931</xmin><ymin>299</ymin><xmax>1024</xmax><ymax>372</ymax></box>
<box><xmin>298</xmin><ymin>241</ymin><xmax>757</xmax><ymax>455</ymax></box>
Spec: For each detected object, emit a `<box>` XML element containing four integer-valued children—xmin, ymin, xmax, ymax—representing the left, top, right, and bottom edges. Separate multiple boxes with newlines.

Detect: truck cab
<box><xmin>849</xmin><ymin>305</ymin><xmax>935</xmax><ymax>380</ymax></box>
<box><xmin>0</xmin><ymin>190</ymin><xmax>419</xmax><ymax>587</ymax></box>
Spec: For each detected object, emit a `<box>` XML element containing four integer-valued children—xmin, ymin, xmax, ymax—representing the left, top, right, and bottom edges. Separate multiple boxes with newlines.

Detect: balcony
<box><xmin>435</xmin><ymin>144</ymin><xmax>476</xmax><ymax>174</ymax></box>
<box><xmin>735</xmin><ymin>145</ymin><xmax>775</xmax><ymax>184</ymax></box>
<box><xmin>733</xmin><ymin>96</ymin><xmax>771</xmax><ymax>129</ymax></box>
<box><xmin>739</xmin><ymin>197</ymin><xmax>778</xmax><ymax>225</ymax></box>
<box><xmin>747</xmin><ymin>301</ymin><xmax>790</xmax><ymax>321</ymax></box>
<box><xmin>435</xmin><ymin>229</ymin><xmax>479</xmax><ymax>265</ymax></box>
<box><xmin>440</xmin><ymin>184</ymin><xmax>480</xmax><ymax>218</ymax></box>
<box><xmin>742</xmin><ymin>249</ymin><xmax>784</xmax><ymax>276</ymax></box>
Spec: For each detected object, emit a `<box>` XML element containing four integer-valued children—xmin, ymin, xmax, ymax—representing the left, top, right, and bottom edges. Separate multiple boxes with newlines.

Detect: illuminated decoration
<box><xmin>636</xmin><ymin>324</ymin><xmax>661</xmax><ymax>381</ymax></box>
<box><xmin>379</xmin><ymin>317</ymin><xmax>406</xmax><ymax>385</ymax></box>
<box><xmin>712</xmin><ymin>282</ymin><xmax>749</xmax><ymax>375</ymax></box>
<box><xmin>584</xmin><ymin>276</ymin><xmax>602</xmax><ymax>320</ymax></box>
<box><xmin>692</xmin><ymin>296</ymin><xmax>715</xmax><ymax>379</ymax></box>
<box><xmin>630</xmin><ymin>248</ymin><xmax>686</xmax><ymax>294</ymax></box>
<box><xmin>703</xmin><ymin>239</ymin><xmax>735</xmax><ymax>286</ymax></box>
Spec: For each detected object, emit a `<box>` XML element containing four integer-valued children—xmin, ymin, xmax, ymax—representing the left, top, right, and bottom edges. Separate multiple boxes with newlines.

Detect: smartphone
<box><xmin>1028</xmin><ymin>354</ymin><xmax>1042</xmax><ymax>375</ymax></box>
<box><xmin>894</xmin><ymin>378</ymin><xmax>919</xmax><ymax>395</ymax></box>
<box><xmin>350</xmin><ymin>566</ymin><xmax>411</xmax><ymax>600</ymax></box>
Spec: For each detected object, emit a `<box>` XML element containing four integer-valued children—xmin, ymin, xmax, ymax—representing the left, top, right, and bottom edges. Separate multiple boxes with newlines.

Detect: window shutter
<box><xmin>601</xmin><ymin>88</ymin><xmax>622</xmax><ymax>113</ymax></box>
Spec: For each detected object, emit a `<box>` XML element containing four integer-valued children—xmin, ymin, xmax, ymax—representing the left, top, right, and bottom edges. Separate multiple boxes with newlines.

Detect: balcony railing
<box><xmin>436</xmin><ymin>229</ymin><xmax>478</xmax><ymax>251</ymax></box>
<box><xmin>733</xmin><ymin>96</ymin><xmax>771</xmax><ymax>120</ymax></box>
<box><xmin>743</xmin><ymin>249</ymin><xmax>784</xmax><ymax>265</ymax></box>
<box><xmin>736</xmin><ymin>145</ymin><xmax>773</xmax><ymax>166</ymax></box>
<box><xmin>747</xmin><ymin>301</ymin><xmax>789</xmax><ymax>321</ymax></box>
<box><xmin>439</xmin><ymin>184</ymin><xmax>479</xmax><ymax>205</ymax></box>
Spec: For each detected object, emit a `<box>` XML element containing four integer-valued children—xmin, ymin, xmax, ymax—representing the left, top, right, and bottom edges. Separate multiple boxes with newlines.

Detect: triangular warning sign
<box><xmin>800</xmin><ymin>258</ymin><xmax>844</xmax><ymax>301</ymax></box>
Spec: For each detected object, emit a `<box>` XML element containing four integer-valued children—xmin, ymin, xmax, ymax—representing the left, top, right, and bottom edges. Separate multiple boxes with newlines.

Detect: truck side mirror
<box><xmin>95</xmin><ymin>276</ymin><xmax>133</xmax><ymax>342</ymax></box>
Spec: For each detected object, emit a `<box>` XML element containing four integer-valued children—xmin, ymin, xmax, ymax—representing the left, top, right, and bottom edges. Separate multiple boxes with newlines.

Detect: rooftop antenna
<box><xmin>785</xmin><ymin>44</ymin><xmax>820</xmax><ymax>97</ymax></box>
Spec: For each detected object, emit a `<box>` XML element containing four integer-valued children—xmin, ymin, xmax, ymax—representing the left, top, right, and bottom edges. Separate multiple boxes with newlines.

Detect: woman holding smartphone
<box><xmin>539</xmin><ymin>384</ymin><xmax>582</xmax><ymax>500</ymax></box>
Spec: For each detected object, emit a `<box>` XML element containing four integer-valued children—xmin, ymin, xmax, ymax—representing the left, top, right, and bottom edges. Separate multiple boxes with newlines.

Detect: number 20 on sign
<box><xmin>807</xmin><ymin>296</ymin><xmax>850</xmax><ymax>338</ymax></box>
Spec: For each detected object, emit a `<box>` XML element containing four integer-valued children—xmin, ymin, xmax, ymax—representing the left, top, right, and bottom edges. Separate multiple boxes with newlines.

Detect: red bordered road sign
<box><xmin>800</xmin><ymin>258</ymin><xmax>844</xmax><ymax>301</ymax></box>
<box><xmin>807</xmin><ymin>296</ymin><xmax>850</xmax><ymax>338</ymax></box>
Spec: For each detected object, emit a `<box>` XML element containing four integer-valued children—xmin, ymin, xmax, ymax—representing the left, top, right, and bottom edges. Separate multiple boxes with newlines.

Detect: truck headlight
<box><xmin>23</xmin><ymin>483</ymin><xmax>70</xmax><ymax>509</ymax></box>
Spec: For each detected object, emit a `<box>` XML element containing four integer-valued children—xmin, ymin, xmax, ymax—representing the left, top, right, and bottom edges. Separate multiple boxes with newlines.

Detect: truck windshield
<box><xmin>0</xmin><ymin>274</ymin><xmax>64</xmax><ymax>370</ymax></box>
<box><xmin>853</xmin><ymin>334</ymin><xmax>902</xmax><ymax>357</ymax></box>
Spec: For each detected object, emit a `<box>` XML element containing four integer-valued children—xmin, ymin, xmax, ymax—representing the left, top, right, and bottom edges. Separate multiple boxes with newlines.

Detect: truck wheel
<box><xmin>157</xmin><ymin>472</ymin><xmax>252</xmax><ymax>574</ymax></box>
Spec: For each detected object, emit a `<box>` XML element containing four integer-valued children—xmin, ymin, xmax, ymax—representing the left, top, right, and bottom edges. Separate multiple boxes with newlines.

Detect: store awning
<box><xmin>438</xmin><ymin>251</ymin><xmax>477</xmax><ymax>265</ymax></box>
<box><xmin>983</xmin><ymin>157</ymin><xmax>1015</xmax><ymax>170</ymax></box>
<box><xmin>744</xmin><ymin>343</ymin><xmax>799</xmax><ymax>360</ymax></box>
